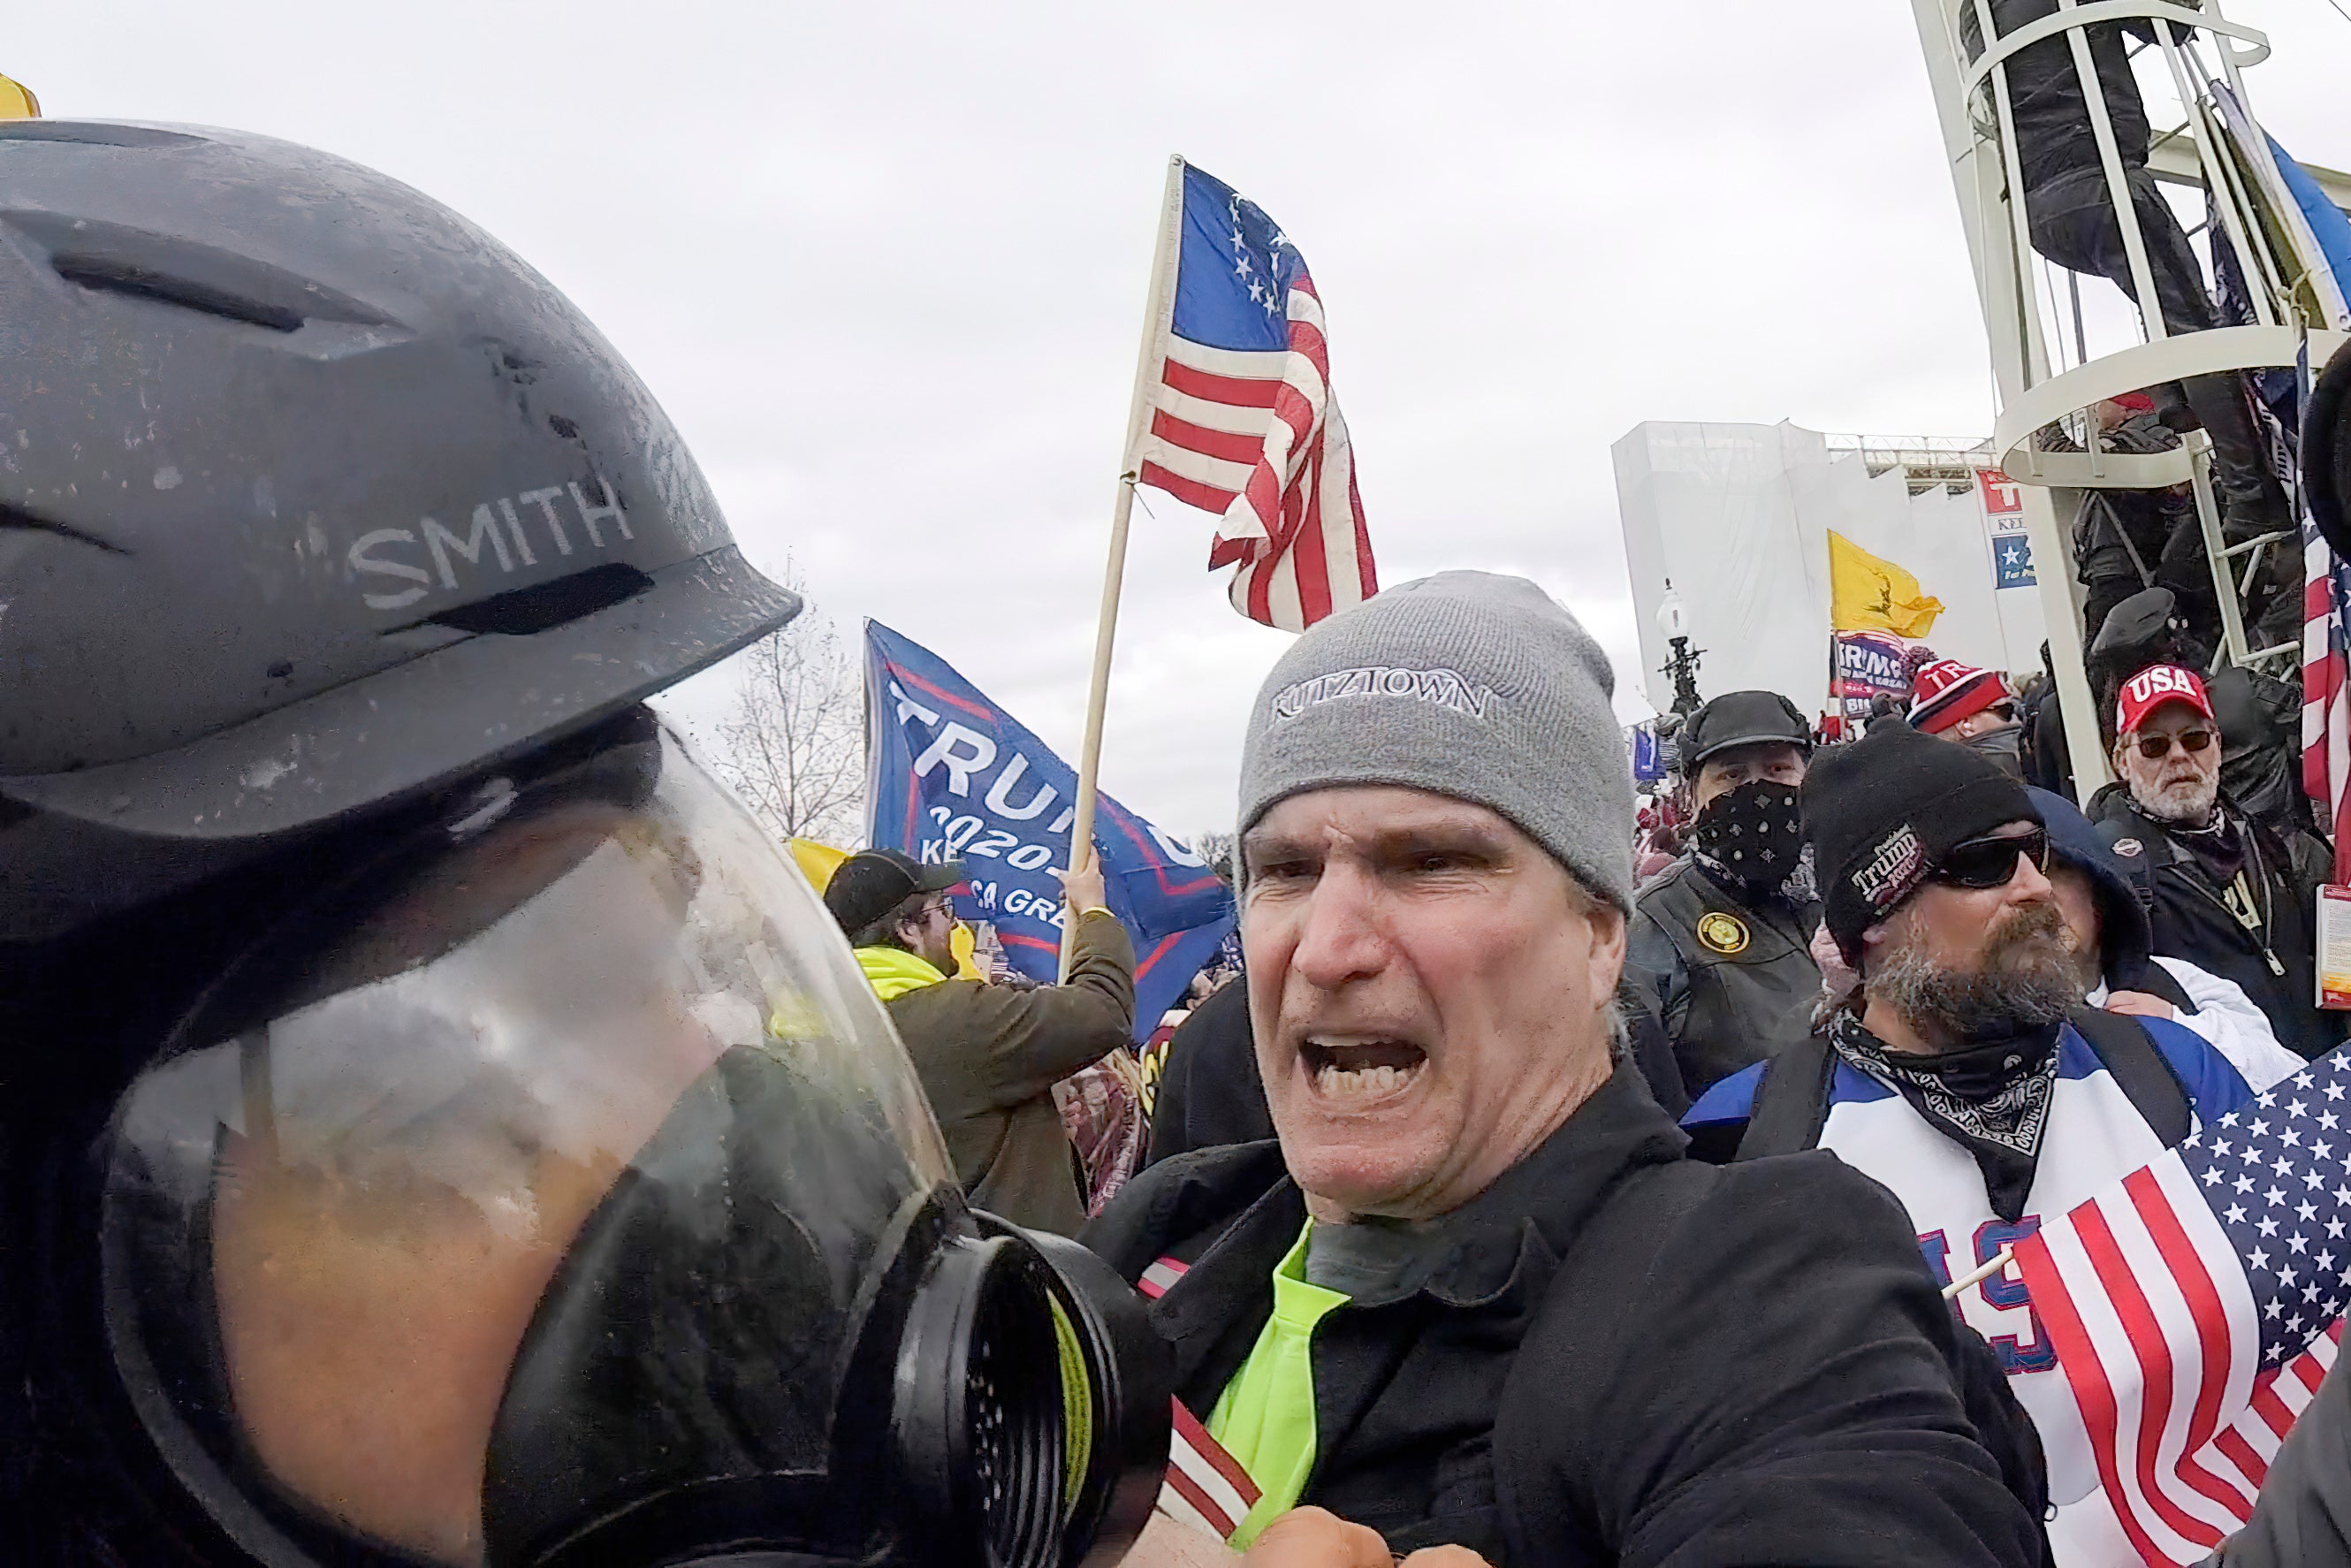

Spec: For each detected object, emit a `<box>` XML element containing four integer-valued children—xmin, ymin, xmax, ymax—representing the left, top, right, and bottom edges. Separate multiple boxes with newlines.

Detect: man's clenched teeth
<box><xmin>1302</xmin><ymin>1037</ymin><xmax>1427</xmax><ymax>1100</ymax></box>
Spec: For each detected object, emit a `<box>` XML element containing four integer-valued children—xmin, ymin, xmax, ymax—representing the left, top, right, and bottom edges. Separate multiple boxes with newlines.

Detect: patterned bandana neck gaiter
<box><xmin>1830</xmin><ymin>1011</ymin><xmax>2063</xmax><ymax>1222</ymax></box>
<box><xmin>1692</xmin><ymin>780</ymin><xmax>1807</xmax><ymax>895</ymax></box>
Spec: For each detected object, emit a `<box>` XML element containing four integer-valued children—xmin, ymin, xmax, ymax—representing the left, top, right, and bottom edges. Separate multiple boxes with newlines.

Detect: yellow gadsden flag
<box><xmin>1828</xmin><ymin>531</ymin><xmax>1944</xmax><ymax>639</ymax></box>
<box><xmin>0</xmin><ymin>73</ymin><xmax>40</xmax><ymax>119</ymax></box>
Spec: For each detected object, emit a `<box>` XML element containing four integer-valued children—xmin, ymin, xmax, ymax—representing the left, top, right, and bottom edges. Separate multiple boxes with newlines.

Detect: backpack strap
<box><xmin>1731</xmin><ymin>1033</ymin><xmax>1837</xmax><ymax>1161</ymax></box>
<box><xmin>2065</xmin><ymin>1006</ymin><xmax>2194</xmax><ymax>1149</ymax></box>
<box><xmin>2125</xmin><ymin>960</ymin><xmax>2195</xmax><ymax>1016</ymax></box>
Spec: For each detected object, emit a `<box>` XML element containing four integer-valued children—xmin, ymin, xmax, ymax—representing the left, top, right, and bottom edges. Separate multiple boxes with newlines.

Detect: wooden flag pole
<box><xmin>1063</xmin><ymin>155</ymin><xmax>1186</xmax><ymax>978</ymax></box>
<box><xmin>1942</xmin><ymin>1245</ymin><xmax>2016</xmax><ymax>1301</ymax></box>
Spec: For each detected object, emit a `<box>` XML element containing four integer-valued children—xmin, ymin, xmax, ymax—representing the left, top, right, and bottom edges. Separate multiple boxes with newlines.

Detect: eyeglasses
<box><xmin>2130</xmin><ymin>727</ymin><xmax>2216</xmax><ymax>760</ymax></box>
<box><xmin>1930</xmin><ymin>828</ymin><xmax>2050</xmax><ymax>890</ymax></box>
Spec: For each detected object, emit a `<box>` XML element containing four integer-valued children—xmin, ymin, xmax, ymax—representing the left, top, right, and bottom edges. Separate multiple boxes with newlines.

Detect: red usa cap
<box><xmin>2114</xmin><ymin>663</ymin><xmax>2214</xmax><ymax>734</ymax></box>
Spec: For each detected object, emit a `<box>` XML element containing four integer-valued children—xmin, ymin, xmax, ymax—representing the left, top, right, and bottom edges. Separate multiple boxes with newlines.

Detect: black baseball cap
<box><xmin>823</xmin><ymin>848</ymin><xmax>967</xmax><ymax>934</ymax></box>
<box><xmin>1678</xmin><ymin>689</ymin><xmax>1812</xmax><ymax>773</ymax></box>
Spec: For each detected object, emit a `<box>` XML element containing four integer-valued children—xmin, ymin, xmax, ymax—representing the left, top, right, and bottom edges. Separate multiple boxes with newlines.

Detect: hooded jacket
<box><xmin>2032</xmin><ymin>788</ymin><xmax>2302</xmax><ymax>1091</ymax></box>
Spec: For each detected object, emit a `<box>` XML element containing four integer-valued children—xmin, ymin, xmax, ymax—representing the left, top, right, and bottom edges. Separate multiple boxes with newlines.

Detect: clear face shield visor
<box><xmin>99</xmin><ymin>719</ymin><xmax>1164</xmax><ymax>1568</ymax></box>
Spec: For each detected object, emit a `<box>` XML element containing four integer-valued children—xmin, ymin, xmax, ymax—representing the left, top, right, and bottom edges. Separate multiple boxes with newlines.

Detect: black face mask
<box><xmin>1692</xmin><ymin>780</ymin><xmax>1805</xmax><ymax>892</ymax></box>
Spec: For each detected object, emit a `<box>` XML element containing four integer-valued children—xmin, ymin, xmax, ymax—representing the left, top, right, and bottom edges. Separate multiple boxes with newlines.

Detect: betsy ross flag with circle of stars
<box><xmin>2014</xmin><ymin>1054</ymin><xmax>2351</xmax><ymax>1565</ymax></box>
<box><xmin>1129</xmin><ymin>161</ymin><xmax>1377</xmax><ymax>631</ymax></box>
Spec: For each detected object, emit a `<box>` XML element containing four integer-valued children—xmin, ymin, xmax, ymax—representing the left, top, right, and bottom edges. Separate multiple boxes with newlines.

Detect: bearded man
<box><xmin>1685</xmin><ymin>719</ymin><xmax>2286</xmax><ymax>1565</ymax></box>
<box><xmin>2090</xmin><ymin>664</ymin><xmax>2340</xmax><ymax>1059</ymax></box>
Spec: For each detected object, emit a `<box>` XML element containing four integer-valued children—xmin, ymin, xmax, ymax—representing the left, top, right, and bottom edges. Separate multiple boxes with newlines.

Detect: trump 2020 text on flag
<box><xmin>861</xmin><ymin>621</ymin><xmax>1234</xmax><ymax>1035</ymax></box>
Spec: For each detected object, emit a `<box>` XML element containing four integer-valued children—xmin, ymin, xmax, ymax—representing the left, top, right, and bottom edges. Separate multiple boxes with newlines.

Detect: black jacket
<box><xmin>1627</xmin><ymin>858</ymin><xmax>1819</xmax><ymax>1098</ymax></box>
<box><xmin>1145</xmin><ymin>978</ymin><xmax>1274</xmax><ymax>1166</ymax></box>
<box><xmin>1146</xmin><ymin>977</ymin><xmax>1688</xmax><ymax>1169</ymax></box>
<box><xmin>1961</xmin><ymin>0</ymin><xmax>2157</xmax><ymax>195</ymax></box>
<box><xmin>2091</xmin><ymin>789</ymin><xmax>2344</xmax><ymax>1059</ymax></box>
<box><xmin>2213</xmin><ymin>1355</ymin><xmax>2351</xmax><ymax>1565</ymax></box>
<box><xmin>1084</xmin><ymin>1066</ymin><xmax>2043</xmax><ymax>1567</ymax></box>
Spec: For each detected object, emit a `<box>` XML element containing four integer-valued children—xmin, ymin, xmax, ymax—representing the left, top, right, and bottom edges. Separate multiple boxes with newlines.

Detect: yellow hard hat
<box><xmin>0</xmin><ymin>73</ymin><xmax>40</xmax><ymax>119</ymax></box>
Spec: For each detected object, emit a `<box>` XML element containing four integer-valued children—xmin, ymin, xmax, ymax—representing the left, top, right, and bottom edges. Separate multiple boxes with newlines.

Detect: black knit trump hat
<box><xmin>1805</xmin><ymin>721</ymin><xmax>2041</xmax><ymax>963</ymax></box>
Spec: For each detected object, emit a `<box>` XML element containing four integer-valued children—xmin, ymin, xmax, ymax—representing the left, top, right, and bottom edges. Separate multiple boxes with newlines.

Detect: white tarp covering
<box><xmin>1614</xmin><ymin>421</ymin><xmax>2051</xmax><ymax>719</ymax></box>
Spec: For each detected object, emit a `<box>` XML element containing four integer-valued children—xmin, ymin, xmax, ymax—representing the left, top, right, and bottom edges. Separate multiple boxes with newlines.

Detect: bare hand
<box><xmin>1239</xmin><ymin>1509</ymin><xmax>1389</xmax><ymax>1568</ymax></box>
<box><xmin>1236</xmin><ymin>1509</ymin><xmax>1494</xmax><ymax>1568</ymax></box>
<box><xmin>1810</xmin><ymin>919</ymin><xmax>1858</xmax><ymax>1005</ymax></box>
<box><xmin>2104</xmin><ymin>990</ymin><xmax>2177</xmax><ymax>1020</ymax></box>
<box><xmin>1056</xmin><ymin>851</ymin><xmax>1108</xmax><ymax>917</ymax></box>
<box><xmin>1121</xmin><ymin>1508</ymin><xmax>1240</xmax><ymax>1567</ymax></box>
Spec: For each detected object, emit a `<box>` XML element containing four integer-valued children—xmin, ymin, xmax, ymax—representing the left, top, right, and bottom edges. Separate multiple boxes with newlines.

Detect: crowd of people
<box><xmin>1104</xmin><ymin>600</ymin><xmax>2351</xmax><ymax>1568</ymax></box>
<box><xmin>15</xmin><ymin>106</ymin><xmax>2351</xmax><ymax>1568</ymax></box>
<box><xmin>879</xmin><ymin>568</ymin><xmax>2346</xmax><ymax>1564</ymax></box>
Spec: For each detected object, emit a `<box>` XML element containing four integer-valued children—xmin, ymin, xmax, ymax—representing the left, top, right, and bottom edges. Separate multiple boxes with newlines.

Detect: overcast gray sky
<box><xmin>14</xmin><ymin>1</ymin><xmax>2348</xmax><ymax>837</ymax></box>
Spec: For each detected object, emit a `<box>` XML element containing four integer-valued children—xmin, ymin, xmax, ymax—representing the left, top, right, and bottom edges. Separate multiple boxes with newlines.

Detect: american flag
<box><xmin>1158</xmin><ymin>1398</ymin><xmax>1260</xmax><ymax>1545</ymax></box>
<box><xmin>2298</xmin><ymin>331</ymin><xmax>2351</xmax><ymax>882</ymax></box>
<box><xmin>2302</xmin><ymin>513</ymin><xmax>2351</xmax><ymax>880</ymax></box>
<box><xmin>2014</xmin><ymin>1055</ymin><xmax>2351</xmax><ymax>1565</ymax></box>
<box><xmin>1136</xmin><ymin>1256</ymin><xmax>1265</xmax><ymax>1545</ymax></box>
<box><xmin>1130</xmin><ymin>162</ymin><xmax>1377</xmax><ymax>631</ymax></box>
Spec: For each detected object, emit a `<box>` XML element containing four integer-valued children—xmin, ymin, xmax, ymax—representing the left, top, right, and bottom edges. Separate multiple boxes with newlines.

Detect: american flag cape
<box><xmin>1130</xmin><ymin>162</ymin><xmax>1377</xmax><ymax>632</ymax></box>
<box><xmin>2013</xmin><ymin>1054</ymin><xmax>2351</xmax><ymax>1565</ymax></box>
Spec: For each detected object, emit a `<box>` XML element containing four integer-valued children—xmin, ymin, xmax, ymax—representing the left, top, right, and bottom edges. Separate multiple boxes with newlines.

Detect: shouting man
<box><xmin>1085</xmin><ymin>572</ymin><xmax>2043</xmax><ymax>1567</ymax></box>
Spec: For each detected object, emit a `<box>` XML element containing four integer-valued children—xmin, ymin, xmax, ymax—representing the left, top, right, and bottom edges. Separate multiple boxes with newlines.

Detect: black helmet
<box><xmin>0</xmin><ymin>119</ymin><xmax>795</xmax><ymax>940</ymax></box>
<box><xmin>0</xmin><ymin>125</ymin><xmax>1163</xmax><ymax>1568</ymax></box>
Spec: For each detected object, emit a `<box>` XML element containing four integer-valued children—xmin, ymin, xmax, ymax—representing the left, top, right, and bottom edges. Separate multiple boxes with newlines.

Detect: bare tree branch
<box><xmin>1193</xmin><ymin>828</ymin><xmax>1236</xmax><ymax>884</ymax></box>
<box><xmin>711</xmin><ymin>555</ymin><xmax>865</xmax><ymax>845</ymax></box>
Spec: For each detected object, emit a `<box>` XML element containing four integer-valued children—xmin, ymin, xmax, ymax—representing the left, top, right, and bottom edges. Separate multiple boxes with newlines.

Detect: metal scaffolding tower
<box><xmin>1909</xmin><ymin>0</ymin><xmax>2350</xmax><ymax>796</ymax></box>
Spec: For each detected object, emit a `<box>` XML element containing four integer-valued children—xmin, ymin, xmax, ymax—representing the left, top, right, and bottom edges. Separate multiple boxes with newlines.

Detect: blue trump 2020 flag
<box><xmin>863</xmin><ymin>621</ymin><xmax>1235</xmax><ymax>1038</ymax></box>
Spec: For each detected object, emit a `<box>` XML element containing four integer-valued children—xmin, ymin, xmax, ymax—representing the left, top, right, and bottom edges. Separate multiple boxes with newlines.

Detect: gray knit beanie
<box><xmin>1236</xmin><ymin>570</ymin><xmax>1635</xmax><ymax>910</ymax></box>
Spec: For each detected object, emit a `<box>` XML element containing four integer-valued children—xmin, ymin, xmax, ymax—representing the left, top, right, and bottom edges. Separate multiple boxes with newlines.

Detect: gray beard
<box><xmin>1868</xmin><ymin>910</ymin><xmax>2081</xmax><ymax>1044</ymax></box>
<box><xmin>2134</xmin><ymin>773</ymin><xmax>2218</xmax><ymax>827</ymax></box>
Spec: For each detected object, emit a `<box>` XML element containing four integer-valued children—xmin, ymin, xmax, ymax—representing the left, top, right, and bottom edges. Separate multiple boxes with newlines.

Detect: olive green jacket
<box><xmin>863</xmin><ymin>909</ymin><xmax>1135</xmax><ymax>1236</ymax></box>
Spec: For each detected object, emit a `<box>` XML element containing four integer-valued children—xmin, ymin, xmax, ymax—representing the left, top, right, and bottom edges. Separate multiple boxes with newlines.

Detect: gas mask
<box><xmin>1691</xmin><ymin>780</ymin><xmax>1806</xmax><ymax>894</ymax></box>
<box><xmin>95</xmin><ymin>718</ymin><xmax>1166</xmax><ymax>1568</ymax></box>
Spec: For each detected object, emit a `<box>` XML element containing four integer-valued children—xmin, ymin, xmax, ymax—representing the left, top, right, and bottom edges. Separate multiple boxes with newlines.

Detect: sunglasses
<box><xmin>2130</xmin><ymin>727</ymin><xmax>2216</xmax><ymax>760</ymax></box>
<box><xmin>1930</xmin><ymin>828</ymin><xmax>2050</xmax><ymax>890</ymax></box>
